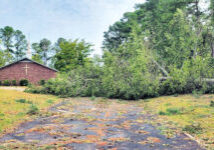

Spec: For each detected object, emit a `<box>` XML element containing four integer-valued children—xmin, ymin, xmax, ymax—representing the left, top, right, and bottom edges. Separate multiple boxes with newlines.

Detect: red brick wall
<box><xmin>0</xmin><ymin>61</ymin><xmax>57</xmax><ymax>85</ymax></box>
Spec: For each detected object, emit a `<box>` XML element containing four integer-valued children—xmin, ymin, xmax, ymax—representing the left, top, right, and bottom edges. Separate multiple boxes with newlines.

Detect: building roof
<box><xmin>0</xmin><ymin>58</ymin><xmax>58</xmax><ymax>72</ymax></box>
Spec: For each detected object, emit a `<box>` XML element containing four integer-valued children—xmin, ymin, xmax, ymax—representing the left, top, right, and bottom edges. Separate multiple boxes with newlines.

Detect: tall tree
<box><xmin>32</xmin><ymin>38</ymin><xmax>52</xmax><ymax>65</ymax></box>
<box><xmin>0</xmin><ymin>26</ymin><xmax>27</xmax><ymax>61</ymax></box>
<box><xmin>54</xmin><ymin>39</ymin><xmax>93</xmax><ymax>72</ymax></box>
<box><xmin>163</xmin><ymin>9</ymin><xmax>196</xmax><ymax>68</ymax></box>
<box><xmin>14</xmin><ymin>30</ymin><xmax>27</xmax><ymax>60</ymax></box>
<box><xmin>209</xmin><ymin>0</ymin><xmax>214</xmax><ymax>57</ymax></box>
<box><xmin>0</xmin><ymin>26</ymin><xmax>14</xmax><ymax>53</ymax></box>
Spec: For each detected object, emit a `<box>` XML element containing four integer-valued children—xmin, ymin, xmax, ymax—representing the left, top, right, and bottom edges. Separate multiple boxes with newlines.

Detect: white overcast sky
<box><xmin>0</xmin><ymin>0</ymin><xmax>145</xmax><ymax>56</ymax></box>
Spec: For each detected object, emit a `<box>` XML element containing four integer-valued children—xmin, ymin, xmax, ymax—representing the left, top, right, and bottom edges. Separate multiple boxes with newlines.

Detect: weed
<box><xmin>15</xmin><ymin>99</ymin><xmax>32</xmax><ymax>104</ymax></box>
<box><xmin>46</xmin><ymin>99</ymin><xmax>54</xmax><ymax>104</ymax></box>
<box><xmin>173</xmin><ymin>93</ymin><xmax>179</xmax><ymax>97</ymax></box>
<box><xmin>159</xmin><ymin>108</ymin><xmax>182</xmax><ymax>116</ymax></box>
<box><xmin>165</xmin><ymin>103</ymin><xmax>172</xmax><ymax>106</ymax></box>
<box><xmin>210</xmin><ymin>101</ymin><xmax>214</xmax><ymax>107</ymax></box>
<box><xmin>159</xmin><ymin>111</ymin><xmax>166</xmax><ymax>115</ymax></box>
<box><xmin>166</xmin><ymin>108</ymin><xmax>182</xmax><ymax>115</ymax></box>
<box><xmin>27</xmin><ymin>104</ymin><xmax>39</xmax><ymax>115</ymax></box>
<box><xmin>192</xmin><ymin>90</ymin><xmax>203</xmax><ymax>99</ymax></box>
<box><xmin>16</xmin><ymin>112</ymin><xmax>25</xmax><ymax>117</ymax></box>
<box><xmin>183</xmin><ymin>123</ymin><xmax>203</xmax><ymax>134</ymax></box>
<box><xmin>90</xmin><ymin>96</ymin><xmax>96</xmax><ymax>101</ymax></box>
<box><xmin>15</xmin><ymin>99</ymin><xmax>26</xmax><ymax>103</ymax></box>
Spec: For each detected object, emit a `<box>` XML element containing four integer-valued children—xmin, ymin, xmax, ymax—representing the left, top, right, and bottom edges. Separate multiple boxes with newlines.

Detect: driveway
<box><xmin>0</xmin><ymin>98</ymin><xmax>204</xmax><ymax>150</ymax></box>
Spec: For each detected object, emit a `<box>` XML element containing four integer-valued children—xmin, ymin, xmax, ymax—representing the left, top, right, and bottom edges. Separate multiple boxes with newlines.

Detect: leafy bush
<box><xmin>0</xmin><ymin>81</ymin><xmax>1</xmax><ymax>86</ymax></box>
<box><xmin>20</xmin><ymin>79</ymin><xmax>29</xmax><ymax>86</ymax></box>
<box><xmin>38</xmin><ymin>62</ymin><xmax>103</xmax><ymax>98</ymax></box>
<box><xmin>25</xmin><ymin>85</ymin><xmax>45</xmax><ymax>94</ymax></box>
<box><xmin>159</xmin><ymin>111</ymin><xmax>166</xmax><ymax>115</ymax></box>
<box><xmin>160</xmin><ymin>57</ymin><xmax>210</xmax><ymax>95</ymax></box>
<box><xmin>11</xmin><ymin>80</ymin><xmax>17</xmax><ymax>86</ymax></box>
<box><xmin>101</xmin><ymin>48</ymin><xmax>159</xmax><ymax>100</ymax></box>
<box><xmin>3</xmin><ymin>80</ymin><xmax>10</xmax><ymax>86</ymax></box>
<box><xmin>210</xmin><ymin>101</ymin><xmax>214</xmax><ymax>107</ymax></box>
<box><xmin>26</xmin><ymin>41</ymin><xmax>214</xmax><ymax>100</ymax></box>
<box><xmin>38</xmin><ymin>80</ymin><xmax>46</xmax><ymax>85</ymax></box>
<box><xmin>90</xmin><ymin>96</ymin><xmax>96</xmax><ymax>101</ymax></box>
<box><xmin>27</xmin><ymin>104</ymin><xmax>39</xmax><ymax>115</ymax></box>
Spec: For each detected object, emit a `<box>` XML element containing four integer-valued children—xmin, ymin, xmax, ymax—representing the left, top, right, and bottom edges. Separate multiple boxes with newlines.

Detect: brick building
<box><xmin>0</xmin><ymin>58</ymin><xmax>57</xmax><ymax>85</ymax></box>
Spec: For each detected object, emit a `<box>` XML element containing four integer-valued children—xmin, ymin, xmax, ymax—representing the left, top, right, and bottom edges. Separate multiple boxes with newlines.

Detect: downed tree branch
<box><xmin>150</xmin><ymin>58</ymin><xmax>169</xmax><ymax>77</ymax></box>
<box><xmin>159</xmin><ymin>77</ymin><xmax>214</xmax><ymax>84</ymax></box>
<box><xmin>201</xmin><ymin>78</ymin><xmax>214</xmax><ymax>83</ymax></box>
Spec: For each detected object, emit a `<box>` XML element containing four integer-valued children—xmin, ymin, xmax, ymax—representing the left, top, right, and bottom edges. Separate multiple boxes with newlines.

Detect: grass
<box><xmin>140</xmin><ymin>94</ymin><xmax>214</xmax><ymax>149</ymax></box>
<box><xmin>0</xmin><ymin>89</ymin><xmax>60</xmax><ymax>133</ymax></box>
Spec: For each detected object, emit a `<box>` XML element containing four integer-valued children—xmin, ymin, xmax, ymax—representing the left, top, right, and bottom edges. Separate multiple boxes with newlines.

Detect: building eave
<box><xmin>0</xmin><ymin>58</ymin><xmax>58</xmax><ymax>72</ymax></box>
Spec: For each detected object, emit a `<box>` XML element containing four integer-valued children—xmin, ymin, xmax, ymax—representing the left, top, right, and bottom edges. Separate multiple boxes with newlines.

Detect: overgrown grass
<box><xmin>141</xmin><ymin>94</ymin><xmax>214</xmax><ymax>149</ymax></box>
<box><xmin>0</xmin><ymin>89</ymin><xmax>60</xmax><ymax>133</ymax></box>
<box><xmin>159</xmin><ymin>107</ymin><xmax>183</xmax><ymax>115</ymax></box>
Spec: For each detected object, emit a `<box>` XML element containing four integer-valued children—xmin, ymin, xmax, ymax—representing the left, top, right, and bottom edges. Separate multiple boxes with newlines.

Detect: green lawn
<box><xmin>0</xmin><ymin>89</ymin><xmax>60</xmax><ymax>133</ymax></box>
<box><xmin>140</xmin><ymin>94</ymin><xmax>214</xmax><ymax>149</ymax></box>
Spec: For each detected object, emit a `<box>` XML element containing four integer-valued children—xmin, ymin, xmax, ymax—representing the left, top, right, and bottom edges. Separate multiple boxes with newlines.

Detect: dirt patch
<box><xmin>0</xmin><ymin>86</ymin><xmax>26</xmax><ymax>92</ymax></box>
<box><xmin>0</xmin><ymin>98</ymin><xmax>204</xmax><ymax>150</ymax></box>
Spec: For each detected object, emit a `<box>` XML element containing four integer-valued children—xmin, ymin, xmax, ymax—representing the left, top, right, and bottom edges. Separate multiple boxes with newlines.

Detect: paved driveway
<box><xmin>0</xmin><ymin>98</ymin><xmax>204</xmax><ymax>150</ymax></box>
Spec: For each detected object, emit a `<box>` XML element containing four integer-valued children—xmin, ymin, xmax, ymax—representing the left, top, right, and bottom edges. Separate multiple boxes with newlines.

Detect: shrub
<box><xmin>159</xmin><ymin>111</ymin><xmax>167</xmax><ymax>115</ymax></box>
<box><xmin>25</xmin><ymin>85</ymin><xmax>45</xmax><ymax>94</ymax></box>
<box><xmin>210</xmin><ymin>101</ymin><xmax>214</xmax><ymax>107</ymax></box>
<box><xmin>11</xmin><ymin>80</ymin><xmax>17</xmax><ymax>86</ymax></box>
<box><xmin>90</xmin><ymin>96</ymin><xmax>96</xmax><ymax>101</ymax></box>
<box><xmin>27</xmin><ymin>104</ymin><xmax>39</xmax><ymax>115</ymax></box>
<box><xmin>20</xmin><ymin>79</ymin><xmax>29</xmax><ymax>86</ymax></box>
<box><xmin>0</xmin><ymin>81</ymin><xmax>1</xmax><ymax>86</ymax></box>
<box><xmin>26</xmin><ymin>55</ymin><xmax>214</xmax><ymax>100</ymax></box>
<box><xmin>39</xmin><ymin>63</ymin><xmax>103</xmax><ymax>98</ymax></box>
<box><xmin>3</xmin><ymin>80</ymin><xmax>10</xmax><ymax>86</ymax></box>
<box><xmin>38</xmin><ymin>80</ymin><xmax>46</xmax><ymax>86</ymax></box>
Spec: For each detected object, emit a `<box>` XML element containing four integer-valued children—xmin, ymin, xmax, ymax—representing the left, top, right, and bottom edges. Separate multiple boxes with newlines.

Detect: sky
<box><xmin>0</xmin><ymin>0</ymin><xmax>145</xmax><ymax>56</ymax></box>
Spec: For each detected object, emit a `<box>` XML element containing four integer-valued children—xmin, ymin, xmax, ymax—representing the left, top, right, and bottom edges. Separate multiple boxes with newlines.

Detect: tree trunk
<box><xmin>211</xmin><ymin>42</ymin><xmax>214</xmax><ymax>58</ymax></box>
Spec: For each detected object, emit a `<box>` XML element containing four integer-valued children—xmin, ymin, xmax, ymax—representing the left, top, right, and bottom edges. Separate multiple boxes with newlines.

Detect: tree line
<box><xmin>9</xmin><ymin>0</ymin><xmax>214</xmax><ymax>99</ymax></box>
<box><xmin>0</xmin><ymin>27</ymin><xmax>91</xmax><ymax>71</ymax></box>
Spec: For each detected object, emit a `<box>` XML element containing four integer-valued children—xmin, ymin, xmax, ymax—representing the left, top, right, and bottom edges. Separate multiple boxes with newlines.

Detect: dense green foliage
<box><xmin>20</xmin><ymin>79</ymin><xmax>29</xmax><ymax>86</ymax></box>
<box><xmin>0</xmin><ymin>26</ymin><xmax>27</xmax><ymax>66</ymax></box>
<box><xmin>31</xmin><ymin>38</ymin><xmax>52</xmax><ymax>66</ymax></box>
<box><xmin>26</xmin><ymin>0</ymin><xmax>214</xmax><ymax>100</ymax></box>
<box><xmin>3</xmin><ymin>0</ymin><xmax>214</xmax><ymax>99</ymax></box>
<box><xmin>3</xmin><ymin>80</ymin><xmax>11</xmax><ymax>86</ymax></box>
<box><xmin>54</xmin><ymin>39</ymin><xmax>93</xmax><ymax>72</ymax></box>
